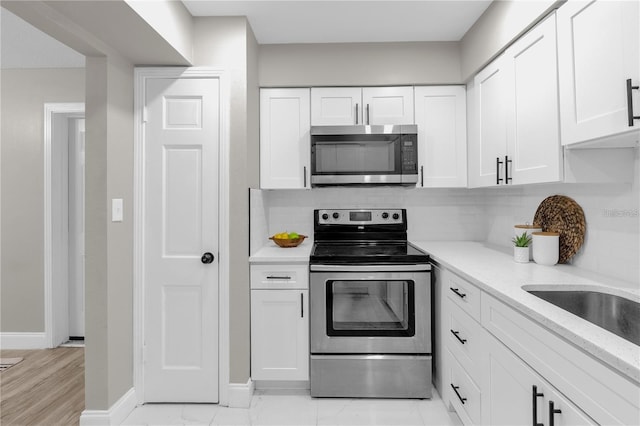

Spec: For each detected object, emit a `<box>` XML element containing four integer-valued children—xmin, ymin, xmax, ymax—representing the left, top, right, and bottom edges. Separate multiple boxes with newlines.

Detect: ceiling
<box><xmin>182</xmin><ymin>0</ymin><xmax>493</xmax><ymax>44</ymax></box>
<box><xmin>1</xmin><ymin>1</ymin><xmax>492</xmax><ymax>69</ymax></box>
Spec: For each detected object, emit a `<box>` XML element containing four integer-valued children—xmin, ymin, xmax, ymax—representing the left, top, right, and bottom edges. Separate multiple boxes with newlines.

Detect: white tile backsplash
<box><xmin>255</xmin><ymin>187</ymin><xmax>488</xmax><ymax>244</ymax></box>
<box><xmin>251</xmin><ymin>150</ymin><xmax>639</xmax><ymax>284</ymax></box>
<box><xmin>481</xmin><ymin>149</ymin><xmax>639</xmax><ymax>283</ymax></box>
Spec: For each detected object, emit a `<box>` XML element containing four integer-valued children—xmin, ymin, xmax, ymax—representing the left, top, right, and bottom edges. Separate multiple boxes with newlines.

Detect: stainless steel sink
<box><xmin>527</xmin><ymin>290</ymin><xmax>640</xmax><ymax>346</ymax></box>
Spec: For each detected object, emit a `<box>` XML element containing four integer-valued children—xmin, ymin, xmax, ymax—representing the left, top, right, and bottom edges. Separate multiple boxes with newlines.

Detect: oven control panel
<box><xmin>316</xmin><ymin>209</ymin><xmax>405</xmax><ymax>225</ymax></box>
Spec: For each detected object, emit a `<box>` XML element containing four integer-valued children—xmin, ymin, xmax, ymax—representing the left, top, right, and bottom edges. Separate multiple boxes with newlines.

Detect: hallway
<box><xmin>0</xmin><ymin>347</ymin><xmax>84</xmax><ymax>425</ymax></box>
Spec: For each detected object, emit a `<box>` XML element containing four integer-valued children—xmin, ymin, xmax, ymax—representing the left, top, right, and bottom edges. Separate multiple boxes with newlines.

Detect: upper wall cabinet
<box><xmin>311</xmin><ymin>86</ymin><xmax>414</xmax><ymax>125</ymax></box>
<box><xmin>468</xmin><ymin>14</ymin><xmax>562</xmax><ymax>188</ymax></box>
<box><xmin>557</xmin><ymin>0</ymin><xmax>640</xmax><ymax>146</ymax></box>
<box><xmin>260</xmin><ymin>88</ymin><xmax>311</xmax><ymax>189</ymax></box>
<box><xmin>414</xmin><ymin>86</ymin><xmax>467</xmax><ymax>188</ymax></box>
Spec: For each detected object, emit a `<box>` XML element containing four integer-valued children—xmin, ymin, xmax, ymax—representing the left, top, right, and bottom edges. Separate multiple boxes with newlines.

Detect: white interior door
<box><xmin>143</xmin><ymin>77</ymin><xmax>220</xmax><ymax>402</ymax></box>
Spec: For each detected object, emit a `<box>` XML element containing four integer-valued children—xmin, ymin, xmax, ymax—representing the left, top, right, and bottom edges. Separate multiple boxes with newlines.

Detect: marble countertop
<box><xmin>249</xmin><ymin>238</ymin><xmax>313</xmax><ymax>263</ymax></box>
<box><xmin>413</xmin><ymin>241</ymin><xmax>640</xmax><ymax>384</ymax></box>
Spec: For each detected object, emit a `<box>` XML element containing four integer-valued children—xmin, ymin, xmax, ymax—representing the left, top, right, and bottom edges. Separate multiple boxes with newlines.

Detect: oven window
<box><xmin>326</xmin><ymin>280</ymin><xmax>415</xmax><ymax>337</ymax></box>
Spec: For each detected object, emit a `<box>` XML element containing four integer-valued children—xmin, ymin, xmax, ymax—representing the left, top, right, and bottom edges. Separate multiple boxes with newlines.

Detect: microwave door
<box><xmin>312</xmin><ymin>139</ymin><xmax>402</xmax><ymax>185</ymax></box>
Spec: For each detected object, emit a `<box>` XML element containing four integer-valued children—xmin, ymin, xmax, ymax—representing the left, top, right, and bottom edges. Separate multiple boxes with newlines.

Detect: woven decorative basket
<box><xmin>269</xmin><ymin>235</ymin><xmax>307</xmax><ymax>248</ymax></box>
<box><xmin>533</xmin><ymin>195</ymin><xmax>586</xmax><ymax>264</ymax></box>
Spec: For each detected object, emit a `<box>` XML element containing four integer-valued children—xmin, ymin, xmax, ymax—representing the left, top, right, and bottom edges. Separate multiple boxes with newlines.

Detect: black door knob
<box><xmin>201</xmin><ymin>252</ymin><xmax>215</xmax><ymax>264</ymax></box>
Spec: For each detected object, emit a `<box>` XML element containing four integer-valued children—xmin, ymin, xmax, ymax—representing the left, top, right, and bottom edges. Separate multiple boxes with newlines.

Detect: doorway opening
<box><xmin>44</xmin><ymin>103</ymin><xmax>86</xmax><ymax>348</ymax></box>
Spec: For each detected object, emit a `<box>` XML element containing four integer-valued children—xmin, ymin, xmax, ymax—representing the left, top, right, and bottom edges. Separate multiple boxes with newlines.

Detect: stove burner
<box><xmin>310</xmin><ymin>241</ymin><xmax>429</xmax><ymax>264</ymax></box>
<box><xmin>310</xmin><ymin>209</ymin><xmax>429</xmax><ymax>265</ymax></box>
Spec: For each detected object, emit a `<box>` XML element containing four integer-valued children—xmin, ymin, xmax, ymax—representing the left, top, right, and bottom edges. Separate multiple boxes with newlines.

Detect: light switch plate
<box><xmin>112</xmin><ymin>198</ymin><xmax>123</xmax><ymax>222</ymax></box>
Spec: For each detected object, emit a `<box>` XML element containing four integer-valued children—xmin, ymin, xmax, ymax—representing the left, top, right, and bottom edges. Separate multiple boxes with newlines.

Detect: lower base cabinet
<box><xmin>482</xmin><ymin>332</ymin><xmax>596</xmax><ymax>426</ymax></box>
<box><xmin>250</xmin><ymin>289</ymin><xmax>309</xmax><ymax>381</ymax></box>
<box><xmin>435</xmin><ymin>265</ymin><xmax>633</xmax><ymax>426</ymax></box>
<box><xmin>250</xmin><ymin>262</ymin><xmax>309</xmax><ymax>382</ymax></box>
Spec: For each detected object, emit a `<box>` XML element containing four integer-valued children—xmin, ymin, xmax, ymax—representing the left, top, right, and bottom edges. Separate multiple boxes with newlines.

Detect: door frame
<box><xmin>44</xmin><ymin>102</ymin><xmax>85</xmax><ymax>349</ymax></box>
<box><xmin>133</xmin><ymin>67</ymin><xmax>231</xmax><ymax>405</ymax></box>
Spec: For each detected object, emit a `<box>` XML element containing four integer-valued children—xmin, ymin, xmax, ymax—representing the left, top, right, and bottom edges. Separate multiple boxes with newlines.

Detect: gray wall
<box><xmin>259</xmin><ymin>41</ymin><xmax>461</xmax><ymax>87</ymax></box>
<box><xmin>84</xmin><ymin>54</ymin><xmax>135</xmax><ymax>409</ymax></box>
<box><xmin>0</xmin><ymin>68</ymin><xmax>85</xmax><ymax>332</ymax></box>
<box><xmin>460</xmin><ymin>0</ymin><xmax>561</xmax><ymax>81</ymax></box>
<box><xmin>259</xmin><ymin>1</ymin><xmax>563</xmax><ymax>87</ymax></box>
<box><xmin>193</xmin><ymin>16</ymin><xmax>258</xmax><ymax>384</ymax></box>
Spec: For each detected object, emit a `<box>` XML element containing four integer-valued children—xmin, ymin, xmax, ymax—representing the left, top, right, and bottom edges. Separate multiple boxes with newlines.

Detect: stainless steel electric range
<box><xmin>309</xmin><ymin>208</ymin><xmax>432</xmax><ymax>398</ymax></box>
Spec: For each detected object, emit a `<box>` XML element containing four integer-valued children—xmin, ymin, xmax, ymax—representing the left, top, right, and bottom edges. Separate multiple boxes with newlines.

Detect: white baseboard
<box><xmin>0</xmin><ymin>332</ymin><xmax>47</xmax><ymax>349</ymax></box>
<box><xmin>79</xmin><ymin>388</ymin><xmax>137</xmax><ymax>426</ymax></box>
<box><xmin>227</xmin><ymin>379</ymin><xmax>254</xmax><ymax>408</ymax></box>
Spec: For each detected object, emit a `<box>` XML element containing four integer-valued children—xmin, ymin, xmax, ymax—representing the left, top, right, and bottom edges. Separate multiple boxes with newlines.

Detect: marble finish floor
<box><xmin>121</xmin><ymin>389</ymin><xmax>462</xmax><ymax>426</ymax></box>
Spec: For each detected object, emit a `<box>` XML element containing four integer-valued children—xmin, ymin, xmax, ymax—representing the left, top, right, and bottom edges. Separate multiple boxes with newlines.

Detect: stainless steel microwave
<box><xmin>310</xmin><ymin>125</ymin><xmax>418</xmax><ymax>186</ymax></box>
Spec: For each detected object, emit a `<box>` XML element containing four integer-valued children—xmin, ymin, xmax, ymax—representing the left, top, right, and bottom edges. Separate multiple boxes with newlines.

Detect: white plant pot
<box><xmin>513</xmin><ymin>246</ymin><xmax>530</xmax><ymax>263</ymax></box>
<box><xmin>514</xmin><ymin>225</ymin><xmax>542</xmax><ymax>260</ymax></box>
<box><xmin>532</xmin><ymin>232</ymin><xmax>560</xmax><ymax>266</ymax></box>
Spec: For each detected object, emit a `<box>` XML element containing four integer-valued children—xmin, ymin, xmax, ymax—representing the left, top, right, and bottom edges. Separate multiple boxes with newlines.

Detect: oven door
<box><xmin>310</xmin><ymin>265</ymin><xmax>431</xmax><ymax>354</ymax></box>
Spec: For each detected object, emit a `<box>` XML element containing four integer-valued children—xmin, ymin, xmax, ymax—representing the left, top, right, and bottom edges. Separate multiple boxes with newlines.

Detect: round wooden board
<box><xmin>533</xmin><ymin>195</ymin><xmax>586</xmax><ymax>264</ymax></box>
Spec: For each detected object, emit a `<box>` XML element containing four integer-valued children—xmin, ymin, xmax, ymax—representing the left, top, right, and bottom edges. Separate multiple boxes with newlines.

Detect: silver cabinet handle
<box><xmin>355</xmin><ymin>103</ymin><xmax>359</xmax><ymax>125</ymax></box>
<box><xmin>366</xmin><ymin>104</ymin><xmax>370</xmax><ymax>125</ymax></box>
<box><xmin>300</xmin><ymin>292</ymin><xmax>304</xmax><ymax>318</ymax></box>
<box><xmin>303</xmin><ymin>166</ymin><xmax>307</xmax><ymax>188</ymax></box>
<box><xmin>266</xmin><ymin>275</ymin><xmax>291</xmax><ymax>280</ymax></box>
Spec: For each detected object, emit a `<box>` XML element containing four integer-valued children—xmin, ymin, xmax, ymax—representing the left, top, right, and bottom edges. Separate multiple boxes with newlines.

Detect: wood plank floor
<box><xmin>1</xmin><ymin>347</ymin><xmax>84</xmax><ymax>426</ymax></box>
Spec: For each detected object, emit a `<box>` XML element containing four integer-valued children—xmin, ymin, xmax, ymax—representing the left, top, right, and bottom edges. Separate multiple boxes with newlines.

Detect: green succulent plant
<box><xmin>512</xmin><ymin>231</ymin><xmax>532</xmax><ymax>247</ymax></box>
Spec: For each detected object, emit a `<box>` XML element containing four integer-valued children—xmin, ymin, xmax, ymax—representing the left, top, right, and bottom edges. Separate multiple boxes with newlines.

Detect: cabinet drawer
<box><xmin>445</xmin><ymin>271</ymin><xmax>481</xmax><ymax>321</ymax></box>
<box><xmin>250</xmin><ymin>264</ymin><xmax>309</xmax><ymax>289</ymax></box>
<box><xmin>447</xmin><ymin>349</ymin><xmax>481</xmax><ymax>425</ymax></box>
<box><xmin>446</xmin><ymin>300</ymin><xmax>483</xmax><ymax>385</ymax></box>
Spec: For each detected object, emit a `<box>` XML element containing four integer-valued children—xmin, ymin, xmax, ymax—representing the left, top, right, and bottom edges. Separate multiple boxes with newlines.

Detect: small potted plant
<box><xmin>512</xmin><ymin>232</ymin><xmax>532</xmax><ymax>263</ymax></box>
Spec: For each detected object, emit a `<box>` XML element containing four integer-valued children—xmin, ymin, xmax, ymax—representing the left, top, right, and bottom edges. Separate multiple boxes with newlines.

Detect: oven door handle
<box><xmin>310</xmin><ymin>264</ymin><xmax>431</xmax><ymax>272</ymax></box>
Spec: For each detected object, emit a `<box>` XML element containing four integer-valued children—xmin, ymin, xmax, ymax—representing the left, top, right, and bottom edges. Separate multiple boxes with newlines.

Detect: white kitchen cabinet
<box><xmin>250</xmin><ymin>263</ymin><xmax>309</xmax><ymax>382</ymax></box>
<box><xmin>468</xmin><ymin>54</ymin><xmax>509</xmax><ymax>188</ymax></box>
<box><xmin>310</xmin><ymin>87</ymin><xmax>363</xmax><ymax>125</ymax></box>
<box><xmin>505</xmin><ymin>13</ymin><xmax>562</xmax><ymax>185</ymax></box>
<box><xmin>557</xmin><ymin>0</ymin><xmax>640</xmax><ymax>146</ymax></box>
<box><xmin>311</xmin><ymin>86</ymin><xmax>414</xmax><ymax>125</ymax></box>
<box><xmin>432</xmin><ymin>265</ymin><xmax>447</xmax><ymax>400</ymax></box>
<box><xmin>434</xmin><ymin>261</ymin><xmax>639</xmax><ymax>426</ymax></box>
<box><xmin>260</xmin><ymin>88</ymin><xmax>311</xmax><ymax>189</ymax></box>
<box><xmin>469</xmin><ymin>14</ymin><xmax>562</xmax><ymax>187</ymax></box>
<box><xmin>363</xmin><ymin>86</ymin><xmax>414</xmax><ymax>125</ymax></box>
<box><xmin>441</xmin><ymin>268</ymin><xmax>485</xmax><ymax>426</ymax></box>
<box><xmin>482</xmin><ymin>292</ymin><xmax>640</xmax><ymax>426</ymax></box>
<box><xmin>482</xmin><ymin>331</ymin><xmax>596</xmax><ymax>426</ymax></box>
<box><xmin>414</xmin><ymin>86</ymin><xmax>467</xmax><ymax>187</ymax></box>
